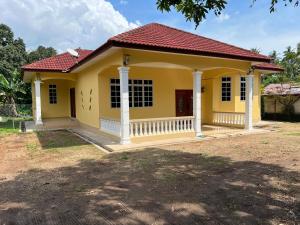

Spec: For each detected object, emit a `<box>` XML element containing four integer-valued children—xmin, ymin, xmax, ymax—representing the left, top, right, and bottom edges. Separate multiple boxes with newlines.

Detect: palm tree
<box><xmin>0</xmin><ymin>71</ymin><xmax>26</xmax><ymax>117</ymax></box>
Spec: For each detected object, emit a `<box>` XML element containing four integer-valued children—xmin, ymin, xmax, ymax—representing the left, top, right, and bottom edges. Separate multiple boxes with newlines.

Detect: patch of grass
<box><xmin>261</xmin><ymin>141</ymin><xmax>269</xmax><ymax>144</ymax></box>
<box><xmin>135</xmin><ymin>158</ymin><xmax>153</xmax><ymax>171</ymax></box>
<box><xmin>36</xmin><ymin>130</ymin><xmax>90</xmax><ymax>150</ymax></box>
<box><xmin>26</xmin><ymin>142</ymin><xmax>38</xmax><ymax>151</ymax></box>
<box><xmin>0</xmin><ymin>117</ymin><xmax>31</xmax><ymax>137</ymax></box>
<box><xmin>197</xmin><ymin>154</ymin><xmax>227</xmax><ymax>167</ymax></box>
<box><xmin>119</xmin><ymin>153</ymin><xmax>129</xmax><ymax>161</ymax></box>
<box><xmin>155</xmin><ymin>170</ymin><xmax>178</xmax><ymax>183</ymax></box>
<box><xmin>0</xmin><ymin>127</ymin><xmax>19</xmax><ymax>136</ymax></box>
<box><xmin>74</xmin><ymin>186</ymin><xmax>86</xmax><ymax>192</ymax></box>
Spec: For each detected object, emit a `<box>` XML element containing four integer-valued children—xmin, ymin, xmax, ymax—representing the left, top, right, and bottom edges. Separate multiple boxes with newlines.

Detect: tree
<box><xmin>0</xmin><ymin>24</ymin><xmax>27</xmax><ymax>79</ymax></box>
<box><xmin>157</xmin><ymin>0</ymin><xmax>299</xmax><ymax>28</ymax></box>
<box><xmin>27</xmin><ymin>46</ymin><xmax>57</xmax><ymax>64</ymax></box>
<box><xmin>250</xmin><ymin>48</ymin><xmax>261</xmax><ymax>54</ymax></box>
<box><xmin>0</xmin><ymin>72</ymin><xmax>26</xmax><ymax>117</ymax></box>
<box><xmin>262</xmin><ymin>44</ymin><xmax>300</xmax><ymax>87</ymax></box>
<box><xmin>281</xmin><ymin>46</ymin><xmax>300</xmax><ymax>80</ymax></box>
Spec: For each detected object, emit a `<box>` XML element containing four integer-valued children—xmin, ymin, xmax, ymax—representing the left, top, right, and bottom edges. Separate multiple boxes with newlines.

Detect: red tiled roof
<box><xmin>23</xmin><ymin>23</ymin><xmax>272</xmax><ymax>72</ymax></box>
<box><xmin>109</xmin><ymin>23</ymin><xmax>271</xmax><ymax>62</ymax></box>
<box><xmin>22</xmin><ymin>49</ymin><xmax>93</xmax><ymax>72</ymax></box>
<box><xmin>263</xmin><ymin>83</ymin><xmax>300</xmax><ymax>95</ymax></box>
<box><xmin>253</xmin><ymin>63</ymin><xmax>284</xmax><ymax>72</ymax></box>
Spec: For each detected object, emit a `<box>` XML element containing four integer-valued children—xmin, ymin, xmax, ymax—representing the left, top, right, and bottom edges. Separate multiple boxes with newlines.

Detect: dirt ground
<box><xmin>0</xmin><ymin>123</ymin><xmax>299</xmax><ymax>225</ymax></box>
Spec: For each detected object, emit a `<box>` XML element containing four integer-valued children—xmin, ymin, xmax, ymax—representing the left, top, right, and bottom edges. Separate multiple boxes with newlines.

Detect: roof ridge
<box><xmin>149</xmin><ymin>23</ymin><xmax>269</xmax><ymax>59</ymax></box>
<box><xmin>109</xmin><ymin>23</ymin><xmax>149</xmax><ymax>40</ymax></box>
<box><xmin>22</xmin><ymin>48</ymin><xmax>93</xmax><ymax>68</ymax></box>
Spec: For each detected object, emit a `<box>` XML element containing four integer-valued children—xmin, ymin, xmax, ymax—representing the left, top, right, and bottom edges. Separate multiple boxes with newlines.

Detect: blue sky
<box><xmin>1</xmin><ymin>0</ymin><xmax>299</xmax><ymax>55</ymax></box>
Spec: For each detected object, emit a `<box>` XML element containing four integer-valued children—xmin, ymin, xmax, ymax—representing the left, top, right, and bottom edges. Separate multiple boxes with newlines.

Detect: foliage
<box><xmin>27</xmin><ymin>46</ymin><xmax>57</xmax><ymax>64</ymax></box>
<box><xmin>0</xmin><ymin>117</ymin><xmax>31</xmax><ymax>136</ymax></box>
<box><xmin>157</xmin><ymin>0</ymin><xmax>299</xmax><ymax>28</ymax></box>
<box><xmin>250</xmin><ymin>48</ymin><xmax>261</xmax><ymax>54</ymax></box>
<box><xmin>157</xmin><ymin>0</ymin><xmax>226</xmax><ymax>28</ymax></box>
<box><xmin>0</xmin><ymin>23</ymin><xmax>57</xmax><ymax>105</ymax></box>
<box><xmin>0</xmin><ymin>24</ymin><xmax>27</xmax><ymax>79</ymax></box>
<box><xmin>263</xmin><ymin>44</ymin><xmax>300</xmax><ymax>87</ymax></box>
<box><xmin>0</xmin><ymin>71</ymin><xmax>26</xmax><ymax>116</ymax></box>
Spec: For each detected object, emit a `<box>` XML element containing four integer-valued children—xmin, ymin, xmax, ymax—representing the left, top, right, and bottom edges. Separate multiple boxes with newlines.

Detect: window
<box><xmin>133</xmin><ymin>80</ymin><xmax>143</xmax><ymax>107</ymax></box>
<box><xmin>110</xmin><ymin>79</ymin><xmax>120</xmax><ymax>108</ymax></box>
<box><xmin>49</xmin><ymin>84</ymin><xmax>57</xmax><ymax>104</ymax></box>
<box><xmin>221</xmin><ymin>77</ymin><xmax>231</xmax><ymax>101</ymax></box>
<box><xmin>240</xmin><ymin>77</ymin><xmax>246</xmax><ymax>101</ymax></box>
<box><xmin>144</xmin><ymin>80</ymin><xmax>153</xmax><ymax>107</ymax></box>
<box><xmin>110</xmin><ymin>79</ymin><xmax>153</xmax><ymax>108</ymax></box>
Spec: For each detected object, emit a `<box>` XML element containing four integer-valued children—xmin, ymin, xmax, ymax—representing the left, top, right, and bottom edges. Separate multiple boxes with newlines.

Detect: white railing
<box><xmin>130</xmin><ymin>116</ymin><xmax>195</xmax><ymax>137</ymax></box>
<box><xmin>100</xmin><ymin>118</ymin><xmax>121</xmax><ymax>137</ymax></box>
<box><xmin>213</xmin><ymin>112</ymin><xmax>245</xmax><ymax>127</ymax></box>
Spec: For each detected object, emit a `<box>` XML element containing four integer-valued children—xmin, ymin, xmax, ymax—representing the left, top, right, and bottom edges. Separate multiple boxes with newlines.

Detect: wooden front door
<box><xmin>70</xmin><ymin>88</ymin><xmax>76</xmax><ymax>118</ymax></box>
<box><xmin>176</xmin><ymin>90</ymin><xmax>193</xmax><ymax>117</ymax></box>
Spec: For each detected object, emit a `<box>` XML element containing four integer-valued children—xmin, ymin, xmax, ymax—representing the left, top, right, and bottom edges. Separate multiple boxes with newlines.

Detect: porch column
<box><xmin>245</xmin><ymin>74</ymin><xmax>254</xmax><ymax>130</ymax></box>
<box><xmin>193</xmin><ymin>70</ymin><xmax>203</xmax><ymax>137</ymax></box>
<box><xmin>34</xmin><ymin>79</ymin><xmax>43</xmax><ymax>125</ymax></box>
<box><xmin>118</xmin><ymin>66</ymin><xmax>131</xmax><ymax>144</ymax></box>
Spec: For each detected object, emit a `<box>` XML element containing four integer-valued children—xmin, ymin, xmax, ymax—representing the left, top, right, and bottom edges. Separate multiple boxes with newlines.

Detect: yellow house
<box><xmin>22</xmin><ymin>23</ymin><xmax>283</xmax><ymax>145</ymax></box>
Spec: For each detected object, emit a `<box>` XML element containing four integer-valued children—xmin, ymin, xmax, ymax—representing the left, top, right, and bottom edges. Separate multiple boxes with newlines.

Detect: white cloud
<box><xmin>0</xmin><ymin>0</ymin><xmax>140</xmax><ymax>52</ymax></box>
<box><xmin>216</xmin><ymin>13</ymin><xmax>230</xmax><ymax>22</ymax></box>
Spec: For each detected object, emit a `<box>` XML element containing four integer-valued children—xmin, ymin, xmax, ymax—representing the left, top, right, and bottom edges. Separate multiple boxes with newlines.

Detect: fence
<box><xmin>0</xmin><ymin>104</ymin><xmax>32</xmax><ymax>131</ymax></box>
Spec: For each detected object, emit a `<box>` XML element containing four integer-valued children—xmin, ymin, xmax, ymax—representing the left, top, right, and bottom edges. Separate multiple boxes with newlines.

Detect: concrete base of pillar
<box><xmin>35</xmin><ymin>120</ymin><xmax>43</xmax><ymax>126</ymax></box>
<box><xmin>120</xmin><ymin>138</ymin><xmax>131</xmax><ymax>145</ymax></box>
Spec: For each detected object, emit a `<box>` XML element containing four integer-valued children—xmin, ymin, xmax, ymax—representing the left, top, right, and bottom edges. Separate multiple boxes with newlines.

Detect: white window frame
<box><xmin>49</xmin><ymin>84</ymin><xmax>57</xmax><ymax>104</ymax></box>
<box><xmin>110</xmin><ymin>78</ymin><xmax>153</xmax><ymax>108</ymax></box>
<box><xmin>221</xmin><ymin>77</ymin><xmax>231</xmax><ymax>102</ymax></box>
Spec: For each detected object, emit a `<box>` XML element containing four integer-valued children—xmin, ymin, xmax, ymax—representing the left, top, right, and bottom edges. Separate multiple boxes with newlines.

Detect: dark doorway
<box><xmin>175</xmin><ymin>90</ymin><xmax>193</xmax><ymax>117</ymax></box>
<box><xmin>70</xmin><ymin>88</ymin><xmax>76</xmax><ymax>118</ymax></box>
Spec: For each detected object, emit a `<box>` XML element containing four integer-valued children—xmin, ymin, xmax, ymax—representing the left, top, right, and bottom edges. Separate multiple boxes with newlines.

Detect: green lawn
<box><xmin>0</xmin><ymin>117</ymin><xmax>31</xmax><ymax>136</ymax></box>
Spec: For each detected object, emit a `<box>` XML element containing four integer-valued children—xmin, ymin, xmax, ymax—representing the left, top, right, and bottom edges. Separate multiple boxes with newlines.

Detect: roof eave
<box><xmin>110</xmin><ymin>40</ymin><xmax>271</xmax><ymax>63</ymax></box>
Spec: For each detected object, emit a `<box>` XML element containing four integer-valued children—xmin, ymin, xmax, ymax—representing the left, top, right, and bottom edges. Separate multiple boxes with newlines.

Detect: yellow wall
<box><xmin>39</xmin><ymin>79</ymin><xmax>75</xmax><ymax>118</ymax></box>
<box><xmin>74</xmin><ymin>51</ymin><xmax>123</xmax><ymax>128</ymax></box>
<box><xmin>99</xmin><ymin>66</ymin><xmax>197</xmax><ymax>120</ymax></box>
<box><xmin>99</xmin><ymin>66</ymin><xmax>261</xmax><ymax>123</ymax></box>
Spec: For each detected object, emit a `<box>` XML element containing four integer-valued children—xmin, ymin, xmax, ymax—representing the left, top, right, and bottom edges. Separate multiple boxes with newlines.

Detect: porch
<box><xmin>96</xmin><ymin>65</ymin><xmax>254</xmax><ymax>145</ymax></box>
<box><xmin>25</xmin><ymin>117</ymin><xmax>262</xmax><ymax>152</ymax></box>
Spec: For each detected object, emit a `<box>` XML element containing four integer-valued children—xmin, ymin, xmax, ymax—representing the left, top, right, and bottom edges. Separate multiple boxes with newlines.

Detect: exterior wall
<box><xmin>99</xmin><ymin>66</ymin><xmax>261</xmax><ymax>124</ymax></box>
<box><xmin>264</xmin><ymin>96</ymin><xmax>300</xmax><ymax>114</ymax></box>
<box><xmin>234</xmin><ymin>71</ymin><xmax>261</xmax><ymax>123</ymax></box>
<box><xmin>39</xmin><ymin>79</ymin><xmax>75</xmax><ymax>118</ymax></box>
<box><xmin>207</xmin><ymin>69</ymin><xmax>261</xmax><ymax>123</ymax></box>
<box><xmin>99</xmin><ymin>66</ymin><xmax>197</xmax><ymax>120</ymax></box>
<box><xmin>75</xmin><ymin>51</ymin><xmax>123</xmax><ymax>128</ymax></box>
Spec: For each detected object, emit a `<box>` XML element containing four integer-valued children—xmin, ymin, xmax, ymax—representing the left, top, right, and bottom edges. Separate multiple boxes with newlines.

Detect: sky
<box><xmin>1</xmin><ymin>0</ymin><xmax>299</xmax><ymax>55</ymax></box>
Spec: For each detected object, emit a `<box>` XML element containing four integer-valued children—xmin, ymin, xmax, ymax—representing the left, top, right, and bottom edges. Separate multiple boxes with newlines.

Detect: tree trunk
<box><xmin>7</xmin><ymin>97</ymin><xmax>18</xmax><ymax>117</ymax></box>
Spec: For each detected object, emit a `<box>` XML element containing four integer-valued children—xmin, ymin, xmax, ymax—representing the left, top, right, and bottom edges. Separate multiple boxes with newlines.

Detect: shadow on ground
<box><xmin>0</xmin><ymin>148</ymin><xmax>299</xmax><ymax>225</ymax></box>
<box><xmin>36</xmin><ymin>130</ymin><xmax>89</xmax><ymax>150</ymax></box>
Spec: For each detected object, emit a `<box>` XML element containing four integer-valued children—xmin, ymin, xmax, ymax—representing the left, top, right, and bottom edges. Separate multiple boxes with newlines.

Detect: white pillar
<box><xmin>245</xmin><ymin>74</ymin><xmax>254</xmax><ymax>130</ymax></box>
<box><xmin>193</xmin><ymin>70</ymin><xmax>203</xmax><ymax>137</ymax></box>
<box><xmin>34</xmin><ymin>79</ymin><xmax>43</xmax><ymax>125</ymax></box>
<box><xmin>118</xmin><ymin>67</ymin><xmax>131</xmax><ymax>144</ymax></box>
